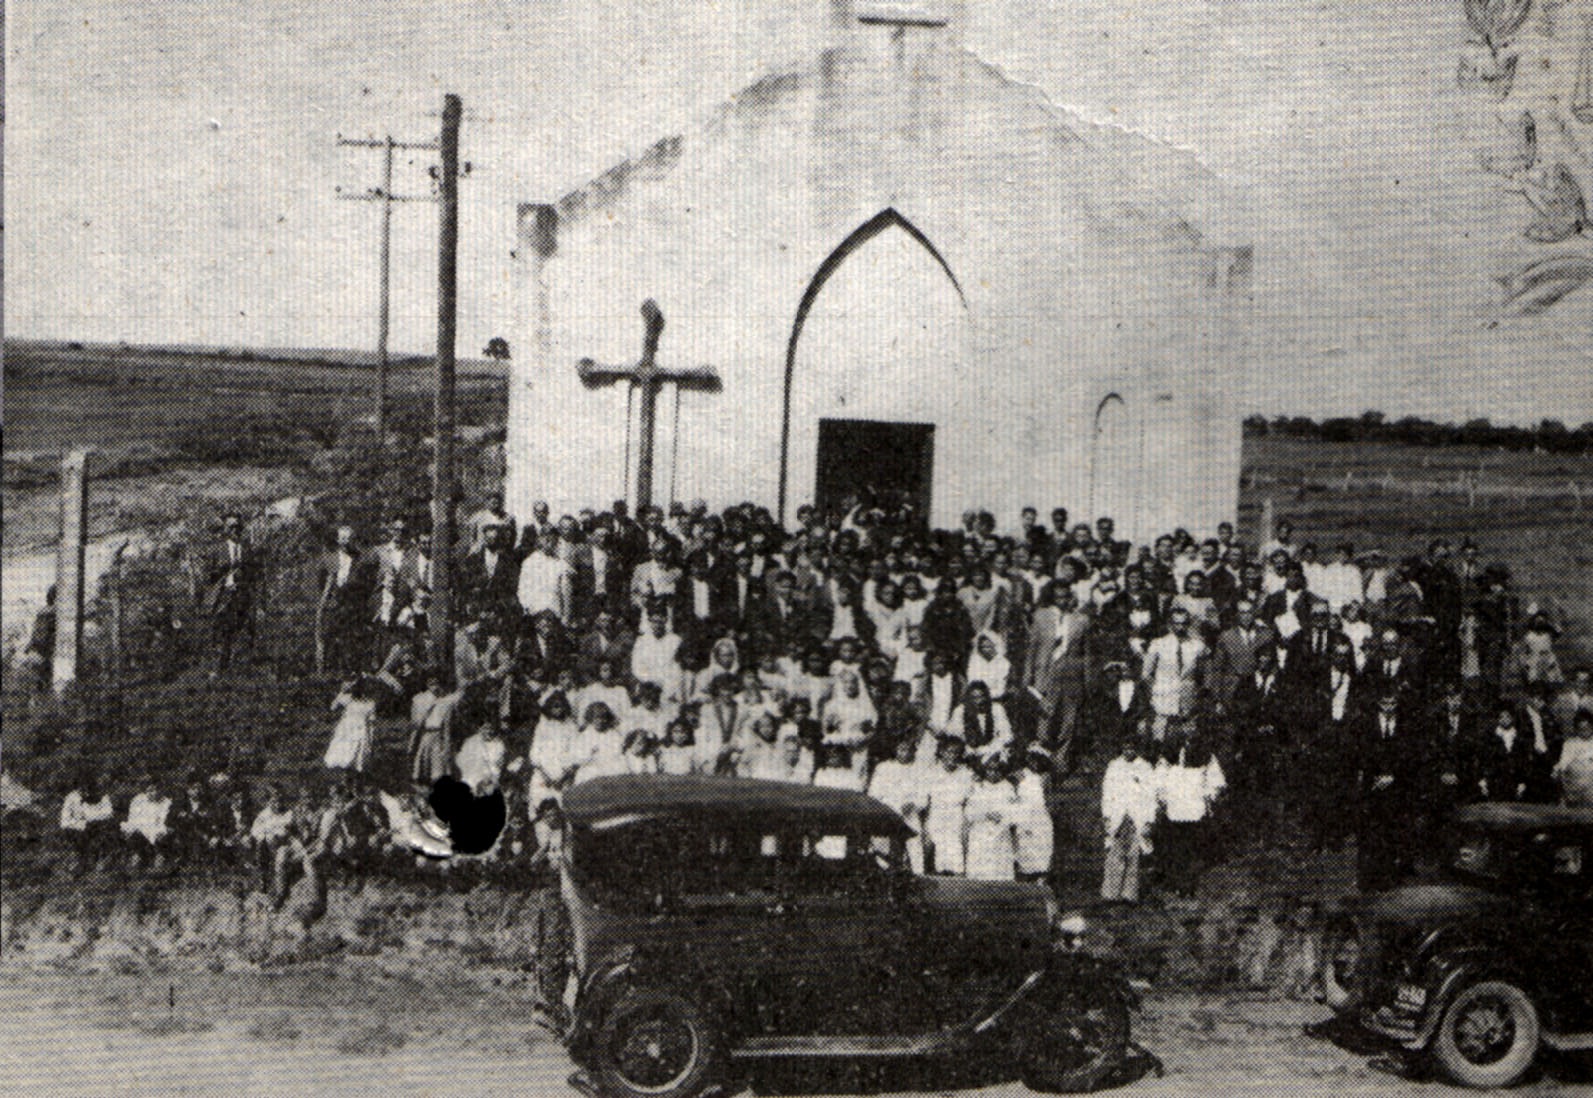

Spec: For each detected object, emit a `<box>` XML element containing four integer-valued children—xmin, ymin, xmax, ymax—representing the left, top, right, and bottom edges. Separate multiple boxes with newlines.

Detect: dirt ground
<box><xmin>3</xmin><ymin>963</ymin><xmax>1587</xmax><ymax>1097</ymax></box>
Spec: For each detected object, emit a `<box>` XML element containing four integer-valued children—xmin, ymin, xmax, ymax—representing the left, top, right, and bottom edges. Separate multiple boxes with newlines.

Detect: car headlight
<box><xmin>1055</xmin><ymin>911</ymin><xmax>1088</xmax><ymax>950</ymax></box>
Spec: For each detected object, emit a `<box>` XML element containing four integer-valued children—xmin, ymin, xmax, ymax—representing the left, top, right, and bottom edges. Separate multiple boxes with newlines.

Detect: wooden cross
<box><xmin>577</xmin><ymin>300</ymin><xmax>721</xmax><ymax>511</ymax></box>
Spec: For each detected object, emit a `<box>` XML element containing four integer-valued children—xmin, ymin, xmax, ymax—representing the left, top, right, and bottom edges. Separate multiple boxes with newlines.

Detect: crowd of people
<box><xmin>31</xmin><ymin>493</ymin><xmax>1593</xmax><ymax>902</ymax></box>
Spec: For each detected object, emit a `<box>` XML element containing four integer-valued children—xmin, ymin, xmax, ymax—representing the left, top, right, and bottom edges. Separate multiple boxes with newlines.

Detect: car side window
<box><xmin>781</xmin><ymin>830</ymin><xmax>895</xmax><ymax>898</ymax></box>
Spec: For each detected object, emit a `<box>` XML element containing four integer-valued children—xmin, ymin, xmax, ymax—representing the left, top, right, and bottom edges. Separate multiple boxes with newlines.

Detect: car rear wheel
<box><xmin>591</xmin><ymin>986</ymin><xmax>726</xmax><ymax>1098</ymax></box>
<box><xmin>1018</xmin><ymin>985</ymin><xmax>1130</xmax><ymax>1093</ymax></box>
<box><xmin>1432</xmin><ymin>980</ymin><xmax>1541</xmax><ymax>1089</ymax></box>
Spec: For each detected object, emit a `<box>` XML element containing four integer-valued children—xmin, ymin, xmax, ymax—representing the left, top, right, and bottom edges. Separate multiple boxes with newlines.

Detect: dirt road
<box><xmin>2</xmin><ymin>964</ymin><xmax>1584</xmax><ymax>1096</ymax></box>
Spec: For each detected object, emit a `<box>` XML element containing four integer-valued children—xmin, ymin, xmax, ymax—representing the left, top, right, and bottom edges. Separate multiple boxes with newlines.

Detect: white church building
<box><xmin>505</xmin><ymin>0</ymin><xmax>1253</xmax><ymax>543</ymax></box>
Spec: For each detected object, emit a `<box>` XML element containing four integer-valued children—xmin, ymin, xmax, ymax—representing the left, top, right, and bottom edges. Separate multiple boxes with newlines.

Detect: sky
<box><xmin>5</xmin><ymin>0</ymin><xmax>1592</xmax><ymax>424</ymax></box>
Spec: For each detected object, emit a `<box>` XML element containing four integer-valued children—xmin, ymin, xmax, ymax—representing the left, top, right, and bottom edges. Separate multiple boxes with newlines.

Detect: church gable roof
<box><xmin>549</xmin><ymin>43</ymin><xmax>1248</xmax><ymax>252</ymax></box>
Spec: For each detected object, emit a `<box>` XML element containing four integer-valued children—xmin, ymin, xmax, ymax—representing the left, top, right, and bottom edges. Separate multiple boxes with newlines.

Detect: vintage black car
<box><xmin>541</xmin><ymin>774</ymin><xmax>1135</xmax><ymax>1098</ymax></box>
<box><xmin>1322</xmin><ymin>803</ymin><xmax>1593</xmax><ymax>1088</ymax></box>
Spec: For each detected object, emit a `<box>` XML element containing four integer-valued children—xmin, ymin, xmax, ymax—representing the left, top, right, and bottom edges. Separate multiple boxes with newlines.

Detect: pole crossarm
<box><xmin>336</xmin><ymin>189</ymin><xmax>435</xmax><ymax>202</ymax></box>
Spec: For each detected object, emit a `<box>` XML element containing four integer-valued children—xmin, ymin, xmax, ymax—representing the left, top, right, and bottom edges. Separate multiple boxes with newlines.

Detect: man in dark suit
<box><xmin>1424</xmin><ymin>682</ymin><xmax>1481</xmax><ymax>826</ymax></box>
<box><xmin>204</xmin><ymin>512</ymin><xmax>261</xmax><ymax>676</ymax></box>
<box><xmin>1516</xmin><ymin>687</ymin><xmax>1564</xmax><ymax>802</ymax></box>
<box><xmin>1209</xmin><ymin>600</ymin><xmax>1271</xmax><ymax>710</ymax></box>
<box><xmin>1355</xmin><ymin>690</ymin><xmax>1424</xmax><ymax>891</ymax></box>
<box><xmin>1200</xmin><ymin>539</ymin><xmax>1239</xmax><ymax>612</ymax></box>
<box><xmin>1230</xmin><ymin>643</ymin><xmax>1294</xmax><ymax>826</ymax></box>
<box><xmin>1259</xmin><ymin>564</ymin><xmax>1317</xmax><ymax>631</ymax></box>
<box><xmin>581</xmin><ymin>525</ymin><xmax>631</xmax><ymax>623</ymax></box>
<box><xmin>457</xmin><ymin>524</ymin><xmax>522</xmax><ymax>622</ymax></box>
<box><xmin>748</xmin><ymin>570</ymin><xmax>812</xmax><ymax>655</ymax></box>
<box><xmin>1078</xmin><ymin>659</ymin><xmax>1149</xmax><ymax>770</ymax></box>
<box><xmin>317</xmin><ymin>525</ymin><xmax>375</xmax><ymax>676</ymax></box>
<box><xmin>1284</xmin><ymin>605</ymin><xmax>1339</xmax><ymax>726</ymax></box>
<box><xmin>673</xmin><ymin>550</ymin><xmax>737</xmax><ymax>665</ymax></box>
<box><xmin>1354</xmin><ymin>626</ymin><xmax>1421</xmax><ymax>712</ymax></box>
<box><xmin>1474</xmin><ymin>700</ymin><xmax>1536</xmax><ymax>804</ymax></box>
<box><xmin>576</xmin><ymin>609</ymin><xmax>636</xmax><ymax>684</ymax></box>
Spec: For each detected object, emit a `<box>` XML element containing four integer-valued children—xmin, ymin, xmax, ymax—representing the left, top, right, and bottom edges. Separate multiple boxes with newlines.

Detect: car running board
<box><xmin>1544</xmin><ymin>1031</ymin><xmax>1593</xmax><ymax>1052</ymax></box>
<box><xmin>731</xmin><ymin>1033</ymin><xmax>967</xmax><ymax>1059</ymax></box>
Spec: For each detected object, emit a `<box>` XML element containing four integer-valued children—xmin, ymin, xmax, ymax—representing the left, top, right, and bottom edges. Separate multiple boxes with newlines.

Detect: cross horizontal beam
<box><xmin>857</xmin><ymin>13</ymin><xmax>948</xmax><ymax>27</ymax></box>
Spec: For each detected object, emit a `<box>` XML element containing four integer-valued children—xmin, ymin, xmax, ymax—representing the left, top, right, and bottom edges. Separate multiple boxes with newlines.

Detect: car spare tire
<box><xmin>1432</xmin><ymin>979</ymin><xmax>1541</xmax><ymax>1090</ymax></box>
<box><xmin>1019</xmin><ymin>984</ymin><xmax>1130</xmax><ymax>1093</ymax></box>
<box><xmin>591</xmin><ymin>986</ymin><xmax>727</xmax><ymax>1098</ymax></box>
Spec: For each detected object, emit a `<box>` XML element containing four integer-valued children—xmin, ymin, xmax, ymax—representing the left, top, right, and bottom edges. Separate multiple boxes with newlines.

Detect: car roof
<box><xmin>1454</xmin><ymin>803</ymin><xmax>1593</xmax><ymax>832</ymax></box>
<box><xmin>561</xmin><ymin>774</ymin><xmax>912</xmax><ymax>837</ymax></box>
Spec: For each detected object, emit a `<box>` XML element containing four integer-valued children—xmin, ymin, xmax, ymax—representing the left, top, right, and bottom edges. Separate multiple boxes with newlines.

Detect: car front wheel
<box><xmin>591</xmin><ymin>986</ymin><xmax>727</xmax><ymax>1098</ymax></box>
<box><xmin>1018</xmin><ymin>985</ymin><xmax>1130</xmax><ymax>1093</ymax></box>
<box><xmin>1432</xmin><ymin>979</ymin><xmax>1541</xmax><ymax>1089</ymax></box>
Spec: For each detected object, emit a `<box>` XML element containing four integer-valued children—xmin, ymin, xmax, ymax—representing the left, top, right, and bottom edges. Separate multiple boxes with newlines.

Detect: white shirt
<box><xmin>1012</xmin><ymin>771</ymin><xmax>1053</xmax><ymax>875</ymax></box>
<box><xmin>631</xmin><ymin>632</ymin><xmax>684</xmax><ymax>698</ymax></box>
<box><xmin>964</xmin><ymin>779</ymin><xmax>1018</xmax><ymax>881</ymax></box>
<box><xmin>1157</xmin><ymin>753</ymin><xmax>1226</xmax><ymax>822</ymax></box>
<box><xmin>1101</xmin><ymin>756</ymin><xmax>1159</xmax><ymax>842</ymax></box>
<box><xmin>122</xmin><ymin>793</ymin><xmax>172</xmax><ymax>842</ymax></box>
<box><xmin>1143</xmin><ymin>633</ymin><xmax>1205</xmax><ymax>717</ymax></box>
<box><xmin>517</xmin><ymin>552</ymin><xmax>572</xmax><ymax>618</ymax></box>
<box><xmin>60</xmin><ymin>790</ymin><xmax>114</xmax><ymax>831</ymax></box>
<box><xmin>250</xmin><ymin>805</ymin><xmax>294</xmax><ymax>844</ymax></box>
<box><xmin>926</xmin><ymin>673</ymin><xmax>959</xmax><ymax>731</ymax></box>
<box><xmin>1329</xmin><ymin>668</ymin><xmax>1353</xmax><ymax>721</ymax></box>
<box><xmin>923</xmin><ymin>765</ymin><xmax>974</xmax><ymax>875</ymax></box>
<box><xmin>455</xmin><ymin>733</ymin><xmax>507</xmax><ymax>795</ymax></box>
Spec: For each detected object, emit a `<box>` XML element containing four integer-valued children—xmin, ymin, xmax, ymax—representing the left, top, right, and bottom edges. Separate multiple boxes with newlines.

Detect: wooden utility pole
<box><xmin>430</xmin><ymin>94</ymin><xmax>462</xmax><ymax>665</ymax></box>
<box><xmin>336</xmin><ymin>131</ymin><xmax>441</xmax><ymax>451</ymax></box>
<box><xmin>53</xmin><ymin>449</ymin><xmax>90</xmax><ymax>693</ymax></box>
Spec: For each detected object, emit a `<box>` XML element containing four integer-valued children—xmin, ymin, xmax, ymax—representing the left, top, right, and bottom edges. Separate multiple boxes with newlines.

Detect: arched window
<box><xmin>1090</xmin><ymin>393</ymin><xmax>1139</xmax><ymax>535</ymax></box>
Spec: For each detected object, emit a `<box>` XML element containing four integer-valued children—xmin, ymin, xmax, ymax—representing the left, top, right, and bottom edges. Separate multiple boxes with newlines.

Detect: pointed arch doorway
<box><xmin>778</xmin><ymin>209</ymin><xmax>970</xmax><ymax>524</ymax></box>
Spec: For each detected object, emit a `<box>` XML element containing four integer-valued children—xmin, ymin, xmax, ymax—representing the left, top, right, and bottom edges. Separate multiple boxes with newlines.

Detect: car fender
<box><xmin>1406</xmin><ymin>948</ymin><xmax>1534</xmax><ymax>1049</ymax></box>
<box><xmin>975</xmin><ymin>952</ymin><xmax>1138</xmax><ymax>1038</ymax></box>
<box><xmin>568</xmin><ymin>945</ymin><xmax>736</xmax><ymax>1062</ymax></box>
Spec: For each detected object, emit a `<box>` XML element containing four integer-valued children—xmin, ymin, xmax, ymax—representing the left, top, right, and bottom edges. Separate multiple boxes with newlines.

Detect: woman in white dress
<box><xmin>691</xmin><ymin>637</ymin><xmax>743</xmax><ymax>702</ymax></box>
<box><xmin>575</xmin><ymin>702</ymin><xmax>631</xmax><ymax>782</ymax></box>
<box><xmin>867</xmin><ymin>735</ymin><xmax>928</xmax><ymax>873</ymax></box>
<box><xmin>656</xmin><ymin>718</ymin><xmax>700</xmax><ymax>776</ymax></box>
<box><xmin>923</xmin><ymin>737</ymin><xmax>974</xmax><ymax>875</ymax></box>
<box><xmin>1012</xmin><ymin>748</ymin><xmax>1055</xmax><ymax>880</ymax></box>
<box><xmin>966</xmin><ymin>631</ymin><xmax>1014</xmax><ymax>703</ymax></box>
<box><xmin>823</xmin><ymin>668</ymin><xmax>877</xmax><ymax>788</ymax></box>
<box><xmin>733</xmin><ymin>713</ymin><xmax>785</xmax><ymax>781</ymax></box>
<box><xmin>527</xmin><ymin>691</ymin><xmax>583</xmax><ymax>825</ymax></box>
<box><xmin>324</xmin><ymin>677</ymin><xmax>379</xmax><ymax>772</ymax></box>
<box><xmin>964</xmin><ymin>757</ymin><xmax>1019</xmax><ymax>882</ymax></box>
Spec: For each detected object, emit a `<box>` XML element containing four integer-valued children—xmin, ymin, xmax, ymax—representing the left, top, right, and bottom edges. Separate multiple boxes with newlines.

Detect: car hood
<box><xmin>911</xmin><ymin>875</ymin><xmax>1053</xmax><ymax>943</ymax></box>
<box><xmin>1358</xmin><ymin>883</ymin><xmax>1515</xmax><ymax>928</ymax></box>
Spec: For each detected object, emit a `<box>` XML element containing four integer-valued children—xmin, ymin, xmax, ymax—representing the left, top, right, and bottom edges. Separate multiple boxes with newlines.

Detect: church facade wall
<box><xmin>507</xmin><ymin>30</ymin><xmax>1249</xmax><ymax>543</ymax></box>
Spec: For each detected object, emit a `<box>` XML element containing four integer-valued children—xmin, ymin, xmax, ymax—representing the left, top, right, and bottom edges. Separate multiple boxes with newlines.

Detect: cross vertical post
<box><xmin>577</xmin><ymin>300</ymin><xmax>722</xmax><ymax>513</ymax></box>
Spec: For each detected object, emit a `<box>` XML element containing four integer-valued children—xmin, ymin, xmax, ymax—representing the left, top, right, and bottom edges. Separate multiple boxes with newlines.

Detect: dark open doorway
<box><xmin>815</xmin><ymin>418</ymin><xmax>935</xmax><ymax>524</ymax></box>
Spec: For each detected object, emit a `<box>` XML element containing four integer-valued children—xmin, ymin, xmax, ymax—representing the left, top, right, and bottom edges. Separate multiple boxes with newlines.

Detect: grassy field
<box><xmin>1238</xmin><ymin>435</ymin><xmax>1593</xmax><ymax>664</ymax></box>
<box><xmin>3</xmin><ymin>339</ymin><xmax>506</xmax><ymax>460</ymax></box>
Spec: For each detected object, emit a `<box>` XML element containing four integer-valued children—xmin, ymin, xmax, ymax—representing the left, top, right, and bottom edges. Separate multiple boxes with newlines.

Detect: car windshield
<box><xmin>1450</xmin><ymin>827</ymin><xmax>1588</xmax><ymax>892</ymax></box>
<box><xmin>571</xmin><ymin>817</ymin><xmax>905</xmax><ymax>912</ymax></box>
